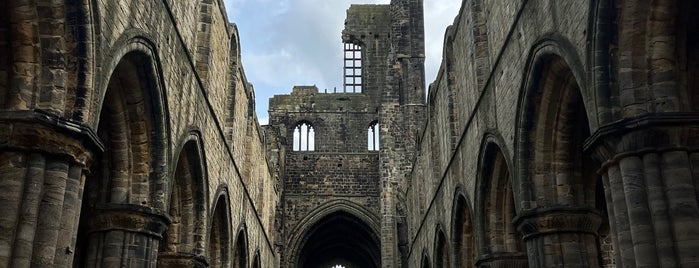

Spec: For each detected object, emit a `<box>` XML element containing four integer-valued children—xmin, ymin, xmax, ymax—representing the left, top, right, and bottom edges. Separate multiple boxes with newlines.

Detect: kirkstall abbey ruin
<box><xmin>1</xmin><ymin>0</ymin><xmax>698</xmax><ymax>267</ymax></box>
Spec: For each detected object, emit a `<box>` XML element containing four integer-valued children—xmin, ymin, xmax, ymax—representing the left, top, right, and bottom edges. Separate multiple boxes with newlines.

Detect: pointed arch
<box><xmin>433</xmin><ymin>225</ymin><xmax>450</xmax><ymax>268</ymax></box>
<box><xmin>251</xmin><ymin>250</ymin><xmax>261</xmax><ymax>268</ymax></box>
<box><xmin>158</xmin><ymin>134</ymin><xmax>209</xmax><ymax>265</ymax></box>
<box><xmin>208</xmin><ymin>192</ymin><xmax>232</xmax><ymax>268</ymax></box>
<box><xmin>420</xmin><ymin>251</ymin><xmax>431</xmax><ymax>268</ymax></box>
<box><xmin>475</xmin><ymin>138</ymin><xmax>528</xmax><ymax>266</ymax></box>
<box><xmin>74</xmin><ymin>40</ymin><xmax>171</xmax><ymax>266</ymax></box>
<box><xmin>288</xmin><ymin>200</ymin><xmax>381</xmax><ymax>268</ymax></box>
<box><xmin>233</xmin><ymin>227</ymin><xmax>248</xmax><ymax>268</ymax></box>
<box><xmin>516</xmin><ymin>44</ymin><xmax>609</xmax><ymax>267</ymax></box>
<box><xmin>451</xmin><ymin>190</ymin><xmax>476</xmax><ymax>267</ymax></box>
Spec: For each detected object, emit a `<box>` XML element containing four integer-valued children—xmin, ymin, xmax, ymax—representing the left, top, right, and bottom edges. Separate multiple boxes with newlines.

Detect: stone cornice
<box><xmin>88</xmin><ymin>203</ymin><xmax>172</xmax><ymax>238</ymax></box>
<box><xmin>514</xmin><ymin>206</ymin><xmax>603</xmax><ymax>240</ymax></box>
<box><xmin>0</xmin><ymin>109</ymin><xmax>104</xmax><ymax>165</ymax></box>
<box><xmin>157</xmin><ymin>252</ymin><xmax>208</xmax><ymax>268</ymax></box>
<box><xmin>475</xmin><ymin>252</ymin><xmax>529</xmax><ymax>268</ymax></box>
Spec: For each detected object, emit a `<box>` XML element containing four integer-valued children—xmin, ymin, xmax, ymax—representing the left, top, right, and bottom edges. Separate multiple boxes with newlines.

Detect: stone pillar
<box><xmin>589</xmin><ymin>117</ymin><xmax>699</xmax><ymax>267</ymax></box>
<box><xmin>157</xmin><ymin>253</ymin><xmax>208</xmax><ymax>268</ymax></box>
<box><xmin>515</xmin><ymin>207</ymin><xmax>603</xmax><ymax>268</ymax></box>
<box><xmin>475</xmin><ymin>252</ymin><xmax>529</xmax><ymax>268</ymax></box>
<box><xmin>0</xmin><ymin>111</ymin><xmax>98</xmax><ymax>267</ymax></box>
<box><xmin>83</xmin><ymin>204</ymin><xmax>170</xmax><ymax>267</ymax></box>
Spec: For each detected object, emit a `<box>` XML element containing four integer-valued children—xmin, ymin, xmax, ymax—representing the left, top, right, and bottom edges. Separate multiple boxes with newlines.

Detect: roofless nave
<box><xmin>0</xmin><ymin>0</ymin><xmax>698</xmax><ymax>267</ymax></box>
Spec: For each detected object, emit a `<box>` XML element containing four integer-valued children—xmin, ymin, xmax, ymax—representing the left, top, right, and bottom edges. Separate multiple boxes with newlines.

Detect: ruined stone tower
<box><xmin>265</xmin><ymin>1</ymin><xmax>426</xmax><ymax>267</ymax></box>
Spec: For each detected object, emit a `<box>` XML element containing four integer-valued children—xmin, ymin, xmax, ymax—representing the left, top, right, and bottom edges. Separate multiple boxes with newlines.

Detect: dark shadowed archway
<box><xmin>296</xmin><ymin>211</ymin><xmax>380</xmax><ymax>268</ymax></box>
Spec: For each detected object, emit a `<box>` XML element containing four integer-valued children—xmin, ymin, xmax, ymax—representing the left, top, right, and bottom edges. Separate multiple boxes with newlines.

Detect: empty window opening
<box><xmin>368</xmin><ymin>122</ymin><xmax>380</xmax><ymax>151</ymax></box>
<box><xmin>293</xmin><ymin>122</ymin><xmax>315</xmax><ymax>151</ymax></box>
<box><xmin>344</xmin><ymin>43</ymin><xmax>363</xmax><ymax>93</ymax></box>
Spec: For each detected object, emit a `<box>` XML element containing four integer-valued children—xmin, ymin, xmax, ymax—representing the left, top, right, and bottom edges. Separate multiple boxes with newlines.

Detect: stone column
<box><xmin>588</xmin><ymin>116</ymin><xmax>699</xmax><ymax>267</ymax></box>
<box><xmin>515</xmin><ymin>207</ymin><xmax>603</xmax><ymax>268</ymax></box>
<box><xmin>0</xmin><ymin>111</ymin><xmax>98</xmax><ymax>267</ymax></box>
<box><xmin>83</xmin><ymin>204</ymin><xmax>170</xmax><ymax>268</ymax></box>
<box><xmin>475</xmin><ymin>252</ymin><xmax>529</xmax><ymax>268</ymax></box>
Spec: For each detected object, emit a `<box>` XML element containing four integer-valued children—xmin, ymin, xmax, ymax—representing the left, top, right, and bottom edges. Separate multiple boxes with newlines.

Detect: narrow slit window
<box><xmin>368</xmin><ymin>122</ymin><xmax>380</xmax><ymax>151</ymax></box>
<box><xmin>343</xmin><ymin>43</ymin><xmax>363</xmax><ymax>93</ymax></box>
<box><xmin>293</xmin><ymin>122</ymin><xmax>315</xmax><ymax>151</ymax></box>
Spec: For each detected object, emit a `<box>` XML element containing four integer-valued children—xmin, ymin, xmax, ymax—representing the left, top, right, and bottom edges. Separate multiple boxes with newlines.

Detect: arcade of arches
<box><xmin>0</xmin><ymin>0</ymin><xmax>698</xmax><ymax>267</ymax></box>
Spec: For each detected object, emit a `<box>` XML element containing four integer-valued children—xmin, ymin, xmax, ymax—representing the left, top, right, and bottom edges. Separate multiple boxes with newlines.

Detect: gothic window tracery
<box><xmin>293</xmin><ymin>122</ymin><xmax>315</xmax><ymax>151</ymax></box>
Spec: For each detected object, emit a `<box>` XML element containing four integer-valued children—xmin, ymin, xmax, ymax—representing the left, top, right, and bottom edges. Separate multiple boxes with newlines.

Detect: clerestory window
<box><xmin>368</xmin><ymin>121</ymin><xmax>380</xmax><ymax>151</ymax></box>
<box><xmin>293</xmin><ymin>122</ymin><xmax>315</xmax><ymax>151</ymax></box>
<box><xmin>343</xmin><ymin>43</ymin><xmax>362</xmax><ymax>93</ymax></box>
<box><xmin>331</xmin><ymin>265</ymin><xmax>346</xmax><ymax>268</ymax></box>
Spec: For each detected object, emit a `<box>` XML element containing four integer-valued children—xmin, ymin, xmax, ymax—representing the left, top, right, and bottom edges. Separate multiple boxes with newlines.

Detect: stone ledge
<box><xmin>514</xmin><ymin>206</ymin><xmax>603</xmax><ymax>240</ymax></box>
<box><xmin>0</xmin><ymin>109</ymin><xmax>104</xmax><ymax>165</ymax></box>
<box><xmin>157</xmin><ymin>252</ymin><xmax>208</xmax><ymax>268</ymax></box>
<box><xmin>87</xmin><ymin>203</ymin><xmax>172</xmax><ymax>238</ymax></box>
<box><xmin>475</xmin><ymin>252</ymin><xmax>529</xmax><ymax>268</ymax></box>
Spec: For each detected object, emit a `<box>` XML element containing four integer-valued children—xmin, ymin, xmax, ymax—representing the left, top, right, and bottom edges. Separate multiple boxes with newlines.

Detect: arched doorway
<box><xmin>296</xmin><ymin>211</ymin><xmax>380</xmax><ymax>268</ymax></box>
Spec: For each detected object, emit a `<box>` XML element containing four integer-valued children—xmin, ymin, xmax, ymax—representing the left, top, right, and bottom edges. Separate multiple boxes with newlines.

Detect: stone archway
<box><xmin>434</xmin><ymin>227</ymin><xmax>449</xmax><ymax>268</ymax></box>
<box><xmin>296</xmin><ymin>211</ymin><xmax>380</xmax><ymax>268</ymax></box>
<box><xmin>233</xmin><ymin>229</ymin><xmax>248</xmax><ymax>268</ymax></box>
<box><xmin>516</xmin><ymin>53</ymin><xmax>608</xmax><ymax>267</ymax></box>
<box><xmin>74</xmin><ymin>50</ymin><xmax>170</xmax><ymax>267</ymax></box>
<box><xmin>476</xmin><ymin>142</ymin><xmax>528</xmax><ymax>267</ymax></box>
<box><xmin>452</xmin><ymin>193</ymin><xmax>476</xmax><ymax>267</ymax></box>
<box><xmin>157</xmin><ymin>139</ymin><xmax>208</xmax><ymax>267</ymax></box>
<box><xmin>208</xmin><ymin>195</ymin><xmax>232</xmax><ymax>268</ymax></box>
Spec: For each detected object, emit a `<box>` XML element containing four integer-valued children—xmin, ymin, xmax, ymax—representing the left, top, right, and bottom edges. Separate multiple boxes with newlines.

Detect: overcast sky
<box><xmin>223</xmin><ymin>0</ymin><xmax>462</xmax><ymax>124</ymax></box>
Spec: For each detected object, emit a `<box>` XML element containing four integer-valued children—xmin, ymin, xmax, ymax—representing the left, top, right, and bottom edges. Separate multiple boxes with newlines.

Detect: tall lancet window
<box><xmin>344</xmin><ymin>43</ymin><xmax>362</xmax><ymax>93</ymax></box>
<box><xmin>368</xmin><ymin>121</ymin><xmax>379</xmax><ymax>151</ymax></box>
<box><xmin>293</xmin><ymin>122</ymin><xmax>315</xmax><ymax>151</ymax></box>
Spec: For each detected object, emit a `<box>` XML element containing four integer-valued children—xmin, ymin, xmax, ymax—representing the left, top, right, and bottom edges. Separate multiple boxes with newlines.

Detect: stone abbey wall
<box><xmin>0</xmin><ymin>0</ymin><xmax>277</xmax><ymax>267</ymax></box>
<box><xmin>1</xmin><ymin>0</ymin><xmax>698</xmax><ymax>267</ymax></box>
<box><xmin>406</xmin><ymin>0</ymin><xmax>699</xmax><ymax>267</ymax></box>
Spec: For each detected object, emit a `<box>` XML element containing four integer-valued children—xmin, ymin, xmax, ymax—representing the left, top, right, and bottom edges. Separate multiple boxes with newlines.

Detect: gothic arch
<box><xmin>516</xmin><ymin>45</ymin><xmax>608</xmax><ymax>267</ymax></box>
<box><xmin>251</xmin><ymin>250</ymin><xmax>262</xmax><ymax>268</ymax></box>
<box><xmin>208</xmin><ymin>191</ymin><xmax>232</xmax><ymax>268</ymax></box>
<box><xmin>420</xmin><ymin>251</ymin><xmax>431</xmax><ymax>268</ymax></box>
<box><xmin>74</xmin><ymin>43</ymin><xmax>171</xmax><ymax>267</ymax></box>
<box><xmin>288</xmin><ymin>200</ymin><xmax>381</xmax><ymax>268</ymax></box>
<box><xmin>451</xmin><ymin>189</ymin><xmax>476</xmax><ymax>267</ymax></box>
<box><xmin>158</xmin><ymin>134</ymin><xmax>209</xmax><ymax>266</ymax></box>
<box><xmin>433</xmin><ymin>225</ymin><xmax>450</xmax><ymax>268</ymax></box>
<box><xmin>474</xmin><ymin>140</ymin><xmax>528</xmax><ymax>267</ymax></box>
<box><xmin>233</xmin><ymin>226</ymin><xmax>248</xmax><ymax>268</ymax></box>
<box><xmin>515</xmin><ymin>40</ymin><xmax>595</xmax><ymax>206</ymax></box>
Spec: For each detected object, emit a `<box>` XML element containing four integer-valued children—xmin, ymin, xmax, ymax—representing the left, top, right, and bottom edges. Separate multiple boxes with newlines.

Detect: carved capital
<box><xmin>0</xmin><ymin>110</ymin><xmax>104</xmax><ymax>166</ymax></box>
<box><xmin>157</xmin><ymin>253</ymin><xmax>208</xmax><ymax>268</ymax></box>
<box><xmin>584</xmin><ymin>113</ymin><xmax>699</xmax><ymax>167</ymax></box>
<box><xmin>88</xmin><ymin>203</ymin><xmax>171</xmax><ymax>238</ymax></box>
<box><xmin>514</xmin><ymin>206</ymin><xmax>602</xmax><ymax>240</ymax></box>
<box><xmin>475</xmin><ymin>252</ymin><xmax>528</xmax><ymax>268</ymax></box>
